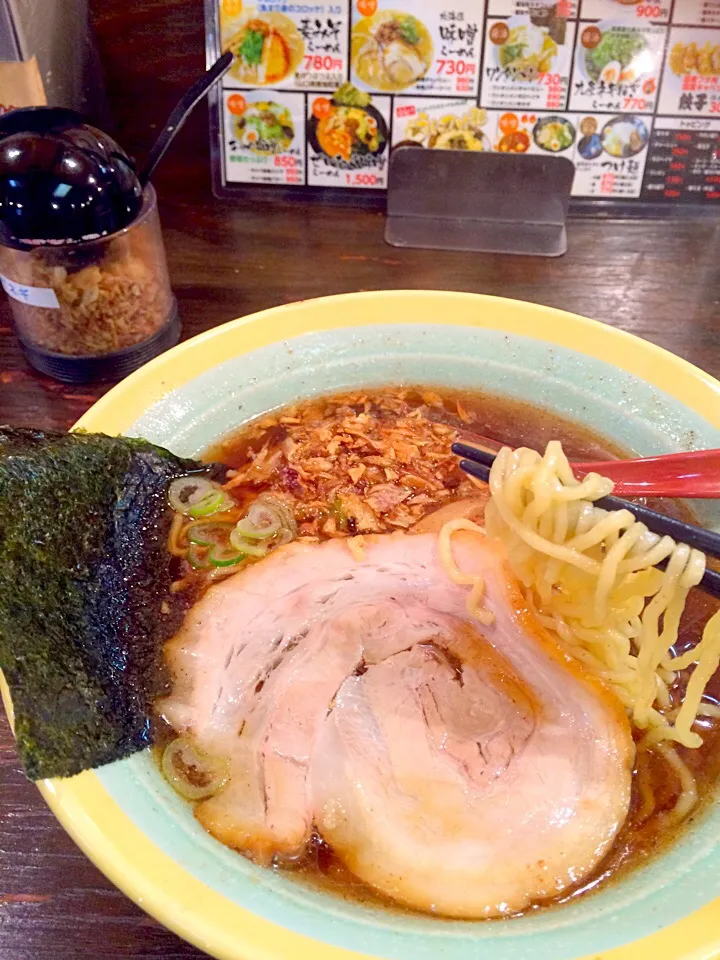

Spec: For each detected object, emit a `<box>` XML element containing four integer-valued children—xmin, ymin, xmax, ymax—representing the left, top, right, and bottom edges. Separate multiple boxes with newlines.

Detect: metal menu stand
<box><xmin>385</xmin><ymin>148</ymin><xmax>573</xmax><ymax>256</ymax></box>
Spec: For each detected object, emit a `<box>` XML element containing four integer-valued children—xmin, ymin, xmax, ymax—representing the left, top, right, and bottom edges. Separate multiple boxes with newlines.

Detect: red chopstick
<box><xmin>452</xmin><ymin>444</ymin><xmax>720</xmax><ymax>602</ymax></box>
<box><xmin>457</xmin><ymin>433</ymin><xmax>720</xmax><ymax>499</ymax></box>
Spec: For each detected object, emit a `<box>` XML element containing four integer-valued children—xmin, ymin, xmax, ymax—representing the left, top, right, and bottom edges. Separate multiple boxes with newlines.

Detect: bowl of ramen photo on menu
<box><xmin>233</xmin><ymin>101</ymin><xmax>295</xmax><ymax>155</ymax></box>
<box><xmin>225</xmin><ymin>13</ymin><xmax>305</xmax><ymax>86</ymax></box>
<box><xmin>351</xmin><ymin>10</ymin><xmax>433</xmax><ymax>92</ymax></box>
<box><xmin>1</xmin><ymin>291</ymin><xmax>720</xmax><ymax>960</ymax></box>
<box><xmin>309</xmin><ymin>84</ymin><xmax>388</xmax><ymax>165</ymax></box>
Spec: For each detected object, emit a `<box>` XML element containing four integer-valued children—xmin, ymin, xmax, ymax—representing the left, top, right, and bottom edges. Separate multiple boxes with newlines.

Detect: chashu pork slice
<box><xmin>160</xmin><ymin>530</ymin><xmax>633</xmax><ymax>914</ymax></box>
<box><xmin>312</xmin><ymin>532</ymin><xmax>633</xmax><ymax>916</ymax></box>
<box><xmin>159</xmin><ymin>534</ymin><xmax>450</xmax><ymax>861</ymax></box>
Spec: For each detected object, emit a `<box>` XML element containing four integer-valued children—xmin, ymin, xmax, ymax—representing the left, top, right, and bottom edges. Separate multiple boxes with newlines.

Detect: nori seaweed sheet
<box><xmin>0</xmin><ymin>427</ymin><xmax>211</xmax><ymax>781</ymax></box>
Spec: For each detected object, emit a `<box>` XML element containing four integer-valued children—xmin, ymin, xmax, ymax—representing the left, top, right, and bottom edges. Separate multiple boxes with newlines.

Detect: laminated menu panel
<box><xmin>205</xmin><ymin>0</ymin><xmax>720</xmax><ymax>217</ymax></box>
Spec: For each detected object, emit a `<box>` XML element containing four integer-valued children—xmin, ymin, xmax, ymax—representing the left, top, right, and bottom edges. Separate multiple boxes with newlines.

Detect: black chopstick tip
<box><xmin>459</xmin><ymin>459</ymin><xmax>491</xmax><ymax>483</ymax></box>
<box><xmin>452</xmin><ymin>442</ymin><xmax>497</xmax><ymax>469</ymax></box>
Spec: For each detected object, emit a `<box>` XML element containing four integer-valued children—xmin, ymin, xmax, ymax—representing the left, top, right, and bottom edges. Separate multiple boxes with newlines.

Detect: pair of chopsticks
<box><xmin>452</xmin><ymin>442</ymin><xmax>720</xmax><ymax>600</ymax></box>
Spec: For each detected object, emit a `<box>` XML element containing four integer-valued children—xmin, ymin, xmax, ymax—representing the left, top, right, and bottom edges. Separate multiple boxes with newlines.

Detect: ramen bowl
<box><xmin>12</xmin><ymin>291</ymin><xmax>720</xmax><ymax>960</ymax></box>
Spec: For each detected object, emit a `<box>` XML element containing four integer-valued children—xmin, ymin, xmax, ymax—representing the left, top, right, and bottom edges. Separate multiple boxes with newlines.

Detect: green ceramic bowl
<box><xmin>17</xmin><ymin>292</ymin><xmax>720</xmax><ymax>960</ymax></box>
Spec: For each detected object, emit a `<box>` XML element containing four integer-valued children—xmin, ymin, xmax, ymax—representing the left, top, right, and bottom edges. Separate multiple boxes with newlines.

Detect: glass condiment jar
<box><xmin>0</xmin><ymin>185</ymin><xmax>179</xmax><ymax>381</ymax></box>
<box><xmin>0</xmin><ymin>108</ymin><xmax>179</xmax><ymax>382</ymax></box>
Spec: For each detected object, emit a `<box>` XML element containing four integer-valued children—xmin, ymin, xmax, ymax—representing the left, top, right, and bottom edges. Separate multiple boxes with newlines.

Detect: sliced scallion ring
<box><xmin>208</xmin><ymin>544</ymin><xmax>246</xmax><ymax>567</ymax></box>
<box><xmin>257</xmin><ymin>494</ymin><xmax>298</xmax><ymax>536</ymax></box>
<box><xmin>187</xmin><ymin>521</ymin><xmax>236</xmax><ymax>547</ymax></box>
<box><xmin>229</xmin><ymin>528</ymin><xmax>270</xmax><ymax>557</ymax></box>
<box><xmin>187</xmin><ymin>543</ymin><xmax>211</xmax><ymax>570</ymax></box>
<box><xmin>161</xmin><ymin>737</ymin><xmax>230</xmax><ymax>801</ymax></box>
<box><xmin>188</xmin><ymin>491</ymin><xmax>228</xmax><ymax>519</ymax></box>
<box><xmin>168</xmin><ymin>476</ymin><xmax>220</xmax><ymax>515</ymax></box>
<box><xmin>234</xmin><ymin>503</ymin><xmax>281</xmax><ymax>540</ymax></box>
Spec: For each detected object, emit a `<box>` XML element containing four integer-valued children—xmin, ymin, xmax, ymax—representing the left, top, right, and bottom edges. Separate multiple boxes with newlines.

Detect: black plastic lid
<box><xmin>0</xmin><ymin>107</ymin><xmax>143</xmax><ymax>249</ymax></box>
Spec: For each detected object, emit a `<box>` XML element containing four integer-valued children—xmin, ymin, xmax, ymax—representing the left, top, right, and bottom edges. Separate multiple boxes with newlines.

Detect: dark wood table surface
<box><xmin>2</xmin><ymin>1</ymin><xmax>720</xmax><ymax>958</ymax></box>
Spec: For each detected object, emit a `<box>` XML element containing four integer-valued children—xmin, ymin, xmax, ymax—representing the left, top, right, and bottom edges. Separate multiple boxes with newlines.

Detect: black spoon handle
<box><xmin>140</xmin><ymin>51</ymin><xmax>234</xmax><ymax>186</ymax></box>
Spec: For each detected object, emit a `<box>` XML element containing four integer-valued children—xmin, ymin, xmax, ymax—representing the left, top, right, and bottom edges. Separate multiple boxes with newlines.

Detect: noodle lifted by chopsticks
<box><xmin>483</xmin><ymin>441</ymin><xmax>720</xmax><ymax>750</ymax></box>
<box><xmin>440</xmin><ymin>441</ymin><xmax>720</xmax><ymax>822</ymax></box>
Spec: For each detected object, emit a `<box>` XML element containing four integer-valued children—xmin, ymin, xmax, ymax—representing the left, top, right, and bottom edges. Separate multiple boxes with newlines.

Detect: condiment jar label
<box><xmin>1</xmin><ymin>274</ymin><xmax>60</xmax><ymax>309</ymax></box>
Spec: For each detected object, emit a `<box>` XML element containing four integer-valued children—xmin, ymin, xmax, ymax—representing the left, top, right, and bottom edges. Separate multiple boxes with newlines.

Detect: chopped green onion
<box><xmin>181</xmin><ymin>494</ymin><xmax>298</xmax><ymax>576</ymax></box>
<box><xmin>188</xmin><ymin>523</ymin><xmax>246</xmax><ymax>568</ymax></box>
<box><xmin>208</xmin><ymin>544</ymin><xmax>246</xmax><ymax>567</ymax></box>
<box><xmin>229</xmin><ymin>494</ymin><xmax>297</xmax><ymax>552</ymax></box>
<box><xmin>238</xmin><ymin>28</ymin><xmax>264</xmax><ymax>66</ymax></box>
<box><xmin>188</xmin><ymin>491</ymin><xmax>228</xmax><ymax>519</ymax></box>
<box><xmin>161</xmin><ymin>737</ymin><xmax>230</xmax><ymax>801</ymax></box>
<box><xmin>187</xmin><ymin>521</ymin><xmax>236</xmax><ymax>546</ymax></box>
<box><xmin>169</xmin><ymin>476</ymin><xmax>233</xmax><ymax>517</ymax></box>
<box><xmin>399</xmin><ymin>15</ymin><xmax>420</xmax><ymax>45</ymax></box>
<box><xmin>169</xmin><ymin>476</ymin><xmax>216</xmax><ymax>513</ymax></box>
<box><xmin>229</xmin><ymin>529</ymin><xmax>270</xmax><ymax>557</ymax></box>
<box><xmin>234</xmin><ymin>515</ymin><xmax>277</xmax><ymax>539</ymax></box>
<box><xmin>254</xmin><ymin>494</ymin><xmax>298</xmax><ymax>536</ymax></box>
<box><xmin>235</xmin><ymin>501</ymin><xmax>282</xmax><ymax>540</ymax></box>
<box><xmin>188</xmin><ymin>543</ymin><xmax>211</xmax><ymax>570</ymax></box>
<box><xmin>332</xmin><ymin>496</ymin><xmax>349</xmax><ymax>533</ymax></box>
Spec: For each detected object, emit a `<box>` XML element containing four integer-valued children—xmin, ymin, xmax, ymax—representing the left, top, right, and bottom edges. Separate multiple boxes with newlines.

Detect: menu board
<box><xmin>207</xmin><ymin>0</ymin><xmax>720</xmax><ymax>213</ymax></box>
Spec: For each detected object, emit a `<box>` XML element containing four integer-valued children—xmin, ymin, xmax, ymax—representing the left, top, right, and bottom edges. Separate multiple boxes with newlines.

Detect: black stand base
<box><xmin>19</xmin><ymin>302</ymin><xmax>181</xmax><ymax>384</ymax></box>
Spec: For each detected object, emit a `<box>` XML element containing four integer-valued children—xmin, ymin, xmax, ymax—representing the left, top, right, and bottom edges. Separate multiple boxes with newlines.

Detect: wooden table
<box><xmin>2</xmin><ymin>1</ymin><xmax>720</xmax><ymax>957</ymax></box>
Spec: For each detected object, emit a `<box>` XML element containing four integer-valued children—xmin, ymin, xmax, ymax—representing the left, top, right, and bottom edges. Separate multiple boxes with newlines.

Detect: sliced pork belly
<box><xmin>160</xmin><ymin>537</ymin><xmax>447</xmax><ymax>861</ymax></box>
<box><xmin>160</xmin><ymin>530</ymin><xmax>633</xmax><ymax>914</ymax></box>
